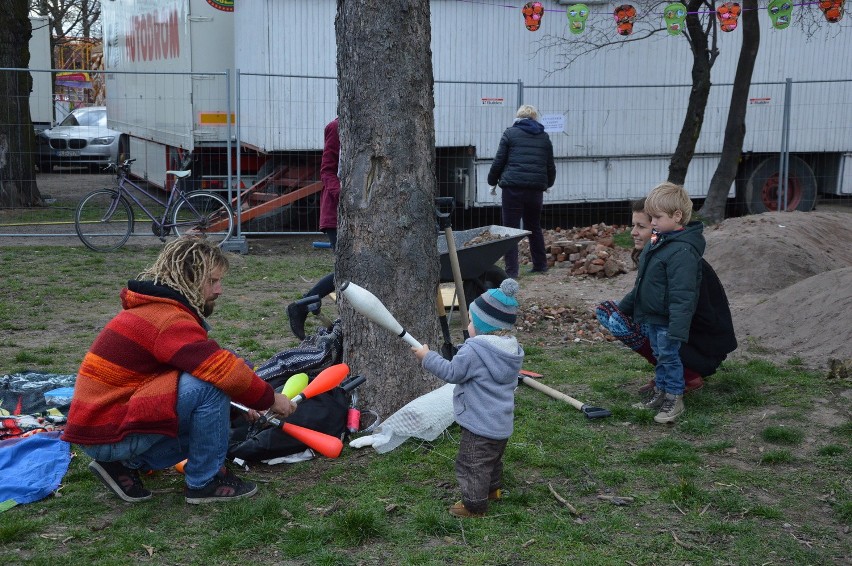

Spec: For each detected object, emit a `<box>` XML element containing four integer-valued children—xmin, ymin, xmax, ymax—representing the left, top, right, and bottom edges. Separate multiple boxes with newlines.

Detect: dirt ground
<box><xmin>512</xmin><ymin>210</ymin><xmax>852</xmax><ymax>372</ymax></box>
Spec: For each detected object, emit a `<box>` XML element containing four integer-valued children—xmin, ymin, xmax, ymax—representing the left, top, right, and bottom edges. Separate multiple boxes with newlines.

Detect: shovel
<box><xmin>435</xmin><ymin>197</ymin><xmax>470</xmax><ymax>339</ymax></box>
<box><xmin>436</xmin><ymin>289</ymin><xmax>458</xmax><ymax>360</ymax></box>
<box><xmin>518</xmin><ymin>371</ymin><xmax>612</xmax><ymax>419</ymax></box>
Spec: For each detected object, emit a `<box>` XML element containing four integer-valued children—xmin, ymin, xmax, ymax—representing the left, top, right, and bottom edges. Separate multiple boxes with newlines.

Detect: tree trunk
<box><xmin>0</xmin><ymin>0</ymin><xmax>42</xmax><ymax>207</ymax></box>
<box><xmin>336</xmin><ymin>0</ymin><xmax>441</xmax><ymax>416</ymax></box>
<box><xmin>668</xmin><ymin>0</ymin><xmax>715</xmax><ymax>185</ymax></box>
<box><xmin>700</xmin><ymin>0</ymin><xmax>760</xmax><ymax>223</ymax></box>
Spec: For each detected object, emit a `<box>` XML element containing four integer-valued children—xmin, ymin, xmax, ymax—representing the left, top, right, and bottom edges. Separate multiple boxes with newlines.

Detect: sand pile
<box><xmin>703</xmin><ymin>211</ymin><xmax>852</xmax><ymax>368</ymax></box>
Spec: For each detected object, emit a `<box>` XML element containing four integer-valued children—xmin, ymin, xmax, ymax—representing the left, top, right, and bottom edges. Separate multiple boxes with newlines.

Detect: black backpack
<box><xmin>228</xmin><ymin>321</ymin><xmax>349</xmax><ymax>461</ymax></box>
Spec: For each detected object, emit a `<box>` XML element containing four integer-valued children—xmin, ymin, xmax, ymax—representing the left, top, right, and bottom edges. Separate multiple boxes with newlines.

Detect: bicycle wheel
<box><xmin>171</xmin><ymin>191</ymin><xmax>234</xmax><ymax>246</ymax></box>
<box><xmin>74</xmin><ymin>189</ymin><xmax>134</xmax><ymax>251</ymax></box>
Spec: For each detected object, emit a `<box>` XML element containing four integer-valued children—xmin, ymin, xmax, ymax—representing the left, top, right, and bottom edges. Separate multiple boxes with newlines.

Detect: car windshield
<box><xmin>59</xmin><ymin>108</ymin><xmax>107</xmax><ymax>127</ymax></box>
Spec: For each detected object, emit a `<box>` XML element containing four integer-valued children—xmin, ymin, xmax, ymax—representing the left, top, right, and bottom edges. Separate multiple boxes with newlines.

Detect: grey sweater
<box><xmin>422</xmin><ymin>335</ymin><xmax>524</xmax><ymax>440</ymax></box>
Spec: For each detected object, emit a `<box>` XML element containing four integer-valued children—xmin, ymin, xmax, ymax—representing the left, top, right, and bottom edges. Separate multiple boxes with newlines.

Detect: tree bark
<box><xmin>667</xmin><ymin>0</ymin><xmax>715</xmax><ymax>185</ymax></box>
<box><xmin>336</xmin><ymin>0</ymin><xmax>442</xmax><ymax>416</ymax></box>
<box><xmin>700</xmin><ymin>0</ymin><xmax>760</xmax><ymax>223</ymax></box>
<box><xmin>0</xmin><ymin>0</ymin><xmax>42</xmax><ymax>207</ymax></box>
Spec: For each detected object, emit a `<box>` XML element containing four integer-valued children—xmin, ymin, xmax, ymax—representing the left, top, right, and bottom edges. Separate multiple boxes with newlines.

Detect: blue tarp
<box><xmin>0</xmin><ymin>431</ymin><xmax>71</xmax><ymax>505</ymax></box>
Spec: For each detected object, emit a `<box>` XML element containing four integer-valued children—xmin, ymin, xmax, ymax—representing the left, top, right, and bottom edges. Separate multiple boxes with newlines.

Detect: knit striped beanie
<box><xmin>469</xmin><ymin>279</ymin><xmax>519</xmax><ymax>334</ymax></box>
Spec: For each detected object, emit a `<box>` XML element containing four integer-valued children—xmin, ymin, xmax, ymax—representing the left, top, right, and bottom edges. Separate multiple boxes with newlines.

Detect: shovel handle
<box><xmin>519</xmin><ymin>376</ymin><xmax>584</xmax><ymax>411</ymax></box>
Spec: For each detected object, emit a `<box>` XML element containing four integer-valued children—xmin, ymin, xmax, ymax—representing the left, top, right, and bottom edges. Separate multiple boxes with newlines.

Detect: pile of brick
<box><xmin>516</xmin><ymin>301</ymin><xmax>617</xmax><ymax>345</ymax></box>
<box><xmin>517</xmin><ymin>223</ymin><xmax>631</xmax><ymax>277</ymax></box>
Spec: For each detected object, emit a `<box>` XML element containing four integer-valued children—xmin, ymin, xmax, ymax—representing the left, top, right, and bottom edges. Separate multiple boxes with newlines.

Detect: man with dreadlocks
<box><xmin>63</xmin><ymin>237</ymin><xmax>296</xmax><ymax>504</ymax></box>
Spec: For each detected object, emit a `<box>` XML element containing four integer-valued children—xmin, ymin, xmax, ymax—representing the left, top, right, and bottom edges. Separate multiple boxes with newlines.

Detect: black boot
<box><xmin>287</xmin><ymin>302</ymin><xmax>310</xmax><ymax>340</ymax></box>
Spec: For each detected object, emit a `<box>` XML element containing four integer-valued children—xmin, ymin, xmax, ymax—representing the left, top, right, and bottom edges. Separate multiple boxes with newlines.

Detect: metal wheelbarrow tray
<box><xmin>437</xmin><ymin>225</ymin><xmax>531</xmax><ymax>282</ymax></box>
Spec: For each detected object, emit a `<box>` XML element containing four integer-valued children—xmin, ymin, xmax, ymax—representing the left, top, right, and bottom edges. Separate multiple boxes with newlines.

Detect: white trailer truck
<box><xmin>102</xmin><ymin>0</ymin><xmax>852</xmax><ymax>217</ymax></box>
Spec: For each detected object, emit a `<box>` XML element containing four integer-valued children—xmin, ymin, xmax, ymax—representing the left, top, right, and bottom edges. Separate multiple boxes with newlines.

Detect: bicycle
<box><xmin>74</xmin><ymin>158</ymin><xmax>235</xmax><ymax>252</ymax></box>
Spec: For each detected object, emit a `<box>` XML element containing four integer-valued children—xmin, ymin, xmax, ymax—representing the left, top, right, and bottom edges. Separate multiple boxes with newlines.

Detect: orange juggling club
<box><xmin>280</xmin><ymin>422</ymin><xmax>343</xmax><ymax>458</ymax></box>
<box><xmin>291</xmin><ymin>363</ymin><xmax>350</xmax><ymax>405</ymax></box>
<box><xmin>230</xmin><ymin>399</ymin><xmax>345</xmax><ymax>458</ymax></box>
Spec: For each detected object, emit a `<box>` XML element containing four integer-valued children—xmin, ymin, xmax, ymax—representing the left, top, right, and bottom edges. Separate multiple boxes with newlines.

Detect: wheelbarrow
<box><xmin>437</xmin><ymin>224</ymin><xmax>531</xmax><ymax>297</ymax></box>
<box><xmin>434</xmin><ymin>223</ymin><xmax>530</xmax><ymax>358</ymax></box>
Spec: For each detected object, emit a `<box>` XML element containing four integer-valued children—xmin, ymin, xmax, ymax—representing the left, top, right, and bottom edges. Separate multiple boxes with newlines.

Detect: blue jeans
<box><xmin>79</xmin><ymin>372</ymin><xmax>231</xmax><ymax>489</ymax></box>
<box><xmin>501</xmin><ymin>187</ymin><xmax>546</xmax><ymax>276</ymax></box>
<box><xmin>648</xmin><ymin>323</ymin><xmax>685</xmax><ymax>395</ymax></box>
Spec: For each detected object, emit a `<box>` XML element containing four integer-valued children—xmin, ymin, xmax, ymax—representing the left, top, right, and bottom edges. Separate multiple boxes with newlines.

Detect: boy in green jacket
<box><xmin>619</xmin><ymin>183</ymin><xmax>705</xmax><ymax>423</ymax></box>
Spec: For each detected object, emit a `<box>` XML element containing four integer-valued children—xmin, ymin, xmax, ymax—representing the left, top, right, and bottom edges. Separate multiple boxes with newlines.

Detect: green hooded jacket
<box><xmin>618</xmin><ymin>221</ymin><xmax>706</xmax><ymax>342</ymax></box>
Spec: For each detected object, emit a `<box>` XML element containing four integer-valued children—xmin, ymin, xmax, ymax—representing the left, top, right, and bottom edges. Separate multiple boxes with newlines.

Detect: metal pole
<box><xmin>778</xmin><ymin>78</ymin><xmax>792</xmax><ymax>212</ymax></box>
<box><xmin>517</xmin><ymin>79</ymin><xmax>523</xmax><ymax>108</ymax></box>
<box><xmin>223</xmin><ymin>68</ymin><xmax>248</xmax><ymax>253</ymax></box>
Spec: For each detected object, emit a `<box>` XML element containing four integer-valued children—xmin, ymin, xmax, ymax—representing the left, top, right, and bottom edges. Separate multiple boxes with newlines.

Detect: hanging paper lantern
<box><xmin>613</xmin><ymin>4</ymin><xmax>637</xmax><ymax>36</ymax></box>
<box><xmin>523</xmin><ymin>1</ymin><xmax>545</xmax><ymax>31</ymax></box>
<box><xmin>767</xmin><ymin>0</ymin><xmax>793</xmax><ymax>29</ymax></box>
<box><xmin>663</xmin><ymin>2</ymin><xmax>687</xmax><ymax>35</ymax></box>
<box><xmin>567</xmin><ymin>4</ymin><xmax>591</xmax><ymax>35</ymax></box>
<box><xmin>716</xmin><ymin>2</ymin><xmax>741</xmax><ymax>32</ymax></box>
<box><xmin>819</xmin><ymin>0</ymin><xmax>845</xmax><ymax>22</ymax></box>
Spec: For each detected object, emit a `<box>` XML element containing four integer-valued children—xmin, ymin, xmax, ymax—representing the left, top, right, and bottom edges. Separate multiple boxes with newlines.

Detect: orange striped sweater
<box><xmin>62</xmin><ymin>285</ymin><xmax>274</xmax><ymax>445</ymax></box>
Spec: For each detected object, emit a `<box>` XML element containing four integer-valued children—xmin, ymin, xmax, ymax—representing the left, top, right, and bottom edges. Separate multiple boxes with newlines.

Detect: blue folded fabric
<box><xmin>0</xmin><ymin>431</ymin><xmax>72</xmax><ymax>505</ymax></box>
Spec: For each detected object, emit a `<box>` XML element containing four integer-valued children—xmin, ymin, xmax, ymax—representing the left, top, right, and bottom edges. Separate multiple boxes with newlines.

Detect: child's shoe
<box><xmin>488</xmin><ymin>488</ymin><xmax>504</xmax><ymax>501</ymax></box>
<box><xmin>632</xmin><ymin>387</ymin><xmax>665</xmax><ymax>410</ymax></box>
<box><xmin>654</xmin><ymin>394</ymin><xmax>685</xmax><ymax>424</ymax></box>
<box><xmin>449</xmin><ymin>501</ymin><xmax>485</xmax><ymax>518</ymax></box>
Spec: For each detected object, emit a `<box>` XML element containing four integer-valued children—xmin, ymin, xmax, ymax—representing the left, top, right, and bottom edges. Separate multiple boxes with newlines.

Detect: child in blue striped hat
<box><xmin>413</xmin><ymin>279</ymin><xmax>524</xmax><ymax>518</ymax></box>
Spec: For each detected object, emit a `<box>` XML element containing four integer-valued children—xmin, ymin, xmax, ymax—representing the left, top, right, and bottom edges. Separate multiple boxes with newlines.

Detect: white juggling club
<box><xmin>339</xmin><ymin>280</ymin><xmax>423</xmax><ymax>349</ymax></box>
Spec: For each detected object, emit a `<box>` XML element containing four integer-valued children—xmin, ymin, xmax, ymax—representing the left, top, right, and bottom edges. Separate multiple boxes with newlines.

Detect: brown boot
<box><xmin>449</xmin><ymin>501</ymin><xmax>485</xmax><ymax>518</ymax></box>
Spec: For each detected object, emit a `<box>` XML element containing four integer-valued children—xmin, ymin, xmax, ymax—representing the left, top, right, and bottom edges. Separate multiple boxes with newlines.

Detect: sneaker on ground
<box><xmin>654</xmin><ymin>393</ymin><xmax>685</xmax><ymax>424</ymax></box>
<box><xmin>488</xmin><ymin>488</ymin><xmax>505</xmax><ymax>501</ymax></box>
<box><xmin>632</xmin><ymin>387</ymin><xmax>665</xmax><ymax>410</ymax></box>
<box><xmin>88</xmin><ymin>460</ymin><xmax>152</xmax><ymax>503</ymax></box>
<box><xmin>185</xmin><ymin>467</ymin><xmax>258</xmax><ymax>504</ymax></box>
<box><xmin>449</xmin><ymin>501</ymin><xmax>485</xmax><ymax>518</ymax></box>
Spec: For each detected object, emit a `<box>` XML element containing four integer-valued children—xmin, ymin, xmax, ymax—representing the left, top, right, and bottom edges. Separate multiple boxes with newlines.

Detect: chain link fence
<box><xmin>2</xmin><ymin>68</ymin><xmax>850</xmax><ymax>246</ymax></box>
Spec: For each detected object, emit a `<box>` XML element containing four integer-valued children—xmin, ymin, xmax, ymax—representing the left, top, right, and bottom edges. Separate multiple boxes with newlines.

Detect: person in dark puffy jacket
<box><xmin>487</xmin><ymin>105</ymin><xmax>556</xmax><ymax>277</ymax></box>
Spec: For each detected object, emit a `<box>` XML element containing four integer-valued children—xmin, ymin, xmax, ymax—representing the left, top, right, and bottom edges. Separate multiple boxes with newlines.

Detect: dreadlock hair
<box><xmin>631</xmin><ymin>197</ymin><xmax>648</xmax><ymax>268</ymax></box>
<box><xmin>137</xmin><ymin>237</ymin><xmax>229</xmax><ymax>316</ymax></box>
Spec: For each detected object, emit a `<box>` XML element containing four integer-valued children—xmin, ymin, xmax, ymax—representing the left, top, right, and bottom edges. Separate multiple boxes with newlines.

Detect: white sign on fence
<box><xmin>541</xmin><ymin>113</ymin><xmax>565</xmax><ymax>133</ymax></box>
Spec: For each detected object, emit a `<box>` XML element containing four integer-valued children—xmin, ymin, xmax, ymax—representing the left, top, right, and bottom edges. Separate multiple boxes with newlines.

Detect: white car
<box><xmin>37</xmin><ymin>106</ymin><xmax>127</xmax><ymax>172</ymax></box>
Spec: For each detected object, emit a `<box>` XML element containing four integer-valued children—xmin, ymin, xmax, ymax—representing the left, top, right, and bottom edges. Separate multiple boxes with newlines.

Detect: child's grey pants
<box><xmin>455</xmin><ymin>427</ymin><xmax>508</xmax><ymax>514</ymax></box>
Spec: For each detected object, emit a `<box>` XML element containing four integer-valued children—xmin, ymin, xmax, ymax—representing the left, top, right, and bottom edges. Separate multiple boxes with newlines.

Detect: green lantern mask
<box><xmin>767</xmin><ymin>0</ymin><xmax>793</xmax><ymax>29</ymax></box>
<box><xmin>566</xmin><ymin>4</ymin><xmax>590</xmax><ymax>35</ymax></box>
<box><xmin>663</xmin><ymin>3</ymin><xmax>687</xmax><ymax>35</ymax></box>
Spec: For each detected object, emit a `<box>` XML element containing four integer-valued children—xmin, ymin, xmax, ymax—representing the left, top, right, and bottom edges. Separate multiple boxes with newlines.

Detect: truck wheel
<box><xmin>744</xmin><ymin>156</ymin><xmax>817</xmax><ymax>214</ymax></box>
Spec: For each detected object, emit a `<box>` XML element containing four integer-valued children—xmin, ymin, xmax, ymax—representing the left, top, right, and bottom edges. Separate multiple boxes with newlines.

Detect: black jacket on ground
<box><xmin>487</xmin><ymin>119</ymin><xmax>556</xmax><ymax>190</ymax></box>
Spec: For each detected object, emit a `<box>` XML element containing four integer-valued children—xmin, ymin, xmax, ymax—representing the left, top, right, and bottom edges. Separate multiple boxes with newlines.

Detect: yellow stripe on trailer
<box><xmin>198</xmin><ymin>112</ymin><xmax>235</xmax><ymax>125</ymax></box>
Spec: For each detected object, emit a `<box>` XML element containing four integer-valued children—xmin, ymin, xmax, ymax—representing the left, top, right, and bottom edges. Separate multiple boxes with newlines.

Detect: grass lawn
<box><xmin>0</xmin><ymin>243</ymin><xmax>849</xmax><ymax>565</ymax></box>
